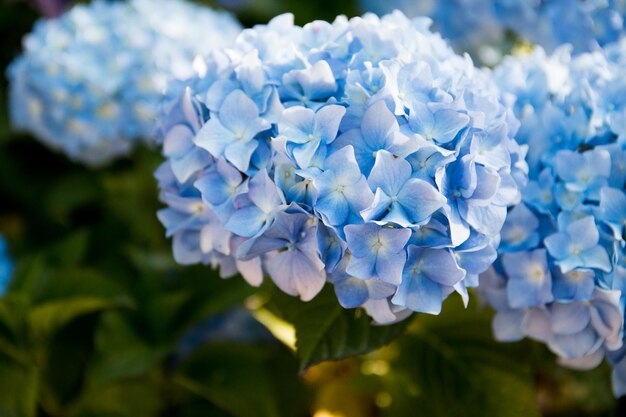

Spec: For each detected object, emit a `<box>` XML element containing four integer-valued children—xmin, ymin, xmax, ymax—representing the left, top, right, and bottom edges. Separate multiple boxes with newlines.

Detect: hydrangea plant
<box><xmin>157</xmin><ymin>11</ymin><xmax>527</xmax><ymax>324</ymax></box>
<box><xmin>482</xmin><ymin>43</ymin><xmax>626</xmax><ymax>395</ymax></box>
<box><xmin>360</xmin><ymin>0</ymin><xmax>626</xmax><ymax>63</ymax></box>
<box><xmin>7</xmin><ymin>0</ymin><xmax>241</xmax><ymax>165</ymax></box>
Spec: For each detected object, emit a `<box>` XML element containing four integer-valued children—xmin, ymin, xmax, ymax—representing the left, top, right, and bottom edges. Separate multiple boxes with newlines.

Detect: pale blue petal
<box><xmin>599</xmin><ymin>186</ymin><xmax>626</xmax><ymax>220</ymax></box>
<box><xmin>565</xmin><ymin>216</ymin><xmax>599</xmax><ymax>251</ymax></box>
<box><xmin>580</xmin><ymin>245</ymin><xmax>612</xmax><ymax>272</ymax></box>
<box><xmin>194</xmin><ymin>117</ymin><xmax>233</xmax><ymax>156</ymax></box>
<box><xmin>224</xmin><ymin>205</ymin><xmax>267</xmax><ymax>237</ymax></box>
<box><xmin>584</xmin><ymin>149</ymin><xmax>611</xmax><ymax>179</ymax></box>
<box><xmin>392</xmin><ymin>268</ymin><xmax>443</xmax><ymax>314</ymax></box>
<box><xmin>378</xmin><ymin>227</ymin><xmax>411</xmax><ymax>253</ymax></box>
<box><xmin>550</xmin><ymin>327</ymin><xmax>599</xmax><ymax>359</ymax></box>
<box><xmin>170</xmin><ymin>148</ymin><xmax>212</xmax><ymax>184</ymax></box>
<box><xmin>163</xmin><ymin>124</ymin><xmax>194</xmax><ymax>158</ymax></box>
<box><xmin>289</xmin><ymin>136</ymin><xmax>322</xmax><ymax>168</ymax></box>
<box><xmin>317</xmin><ymin>224</ymin><xmax>345</xmax><ymax>272</ymax></box>
<box><xmin>493</xmin><ymin>310</ymin><xmax>526</xmax><ymax>342</ymax></box>
<box><xmin>550</xmin><ymin>302</ymin><xmax>591</xmax><ymax>335</ymax></box>
<box><xmin>316</xmin><ymin>191</ymin><xmax>350</xmax><ymax>226</ymax></box>
<box><xmin>361</xmin><ymin>188</ymin><xmax>393</xmax><ymax>224</ymax></box>
<box><xmin>503</xmin><ymin>250</ymin><xmax>553</xmax><ymax>308</ymax></box>
<box><xmin>471</xmin><ymin>165</ymin><xmax>500</xmax><ymax>202</ymax></box>
<box><xmin>397</xmin><ymin>179</ymin><xmax>446</xmax><ymax>224</ymax></box>
<box><xmin>332</xmin><ymin>275</ymin><xmax>369</xmax><ymax>308</ymax></box>
<box><xmin>555</xmin><ymin>150</ymin><xmax>584</xmax><ymax>183</ymax></box>
<box><xmin>172</xmin><ymin>231</ymin><xmax>202</xmax><ymax>265</ymax></box>
<box><xmin>367</xmin><ymin>150</ymin><xmax>411</xmax><ymax>195</ymax></box>
<box><xmin>544</xmin><ymin>232</ymin><xmax>572</xmax><ymax>260</ymax></box>
<box><xmin>464</xmin><ymin>204</ymin><xmax>507</xmax><ymax>237</ymax></box>
<box><xmin>314</xmin><ymin>104</ymin><xmax>346</xmax><ymax>144</ymax></box>
<box><xmin>248</xmin><ymin>169</ymin><xmax>284</xmax><ymax>213</ymax></box>
<box><xmin>281</xmin><ymin>106</ymin><xmax>315</xmax><ymax>143</ymax></box>
<box><xmin>590</xmin><ymin>290</ymin><xmax>624</xmax><ymax>350</ymax></box>
<box><xmin>346</xmin><ymin>254</ymin><xmax>376</xmax><ymax>280</ymax></box>
<box><xmin>267</xmin><ymin>250</ymin><xmax>325</xmax><ymax>301</ymax></box>
<box><xmin>420</xmin><ymin>248</ymin><xmax>466</xmax><ymax>286</ymax></box>
<box><xmin>219</xmin><ymin>89</ymin><xmax>268</xmax><ymax>138</ymax></box>
<box><xmin>455</xmin><ymin>245</ymin><xmax>497</xmax><ymax>275</ymax></box>
<box><xmin>298</xmin><ymin>60</ymin><xmax>337</xmax><ymax>100</ymax></box>
<box><xmin>552</xmin><ymin>268</ymin><xmax>595</xmax><ymax>301</ymax></box>
<box><xmin>344</xmin><ymin>223</ymin><xmax>380</xmax><ymax>257</ymax></box>
<box><xmin>431</xmin><ymin>109</ymin><xmax>469</xmax><ymax>144</ymax></box>
<box><xmin>442</xmin><ymin>203</ymin><xmax>471</xmax><ymax>247</ymax></box>
<box><xmin>361</xmin><ymin>100</ymin><xmax>397</xmax><ymax>145</ymax></box>
<box><xmin>224</xmin><ymin>137</ymin><xmax>259</xmax><ymax>172</ymax></box>
<box><xmin>375</xmin><ymin>250</ymin><xmax>406</xmax><ymax>285</ymax></box>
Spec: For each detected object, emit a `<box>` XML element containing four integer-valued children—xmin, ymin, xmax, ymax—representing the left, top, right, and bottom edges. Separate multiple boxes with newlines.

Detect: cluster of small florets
<box><xmin>0</xmin><ymin>236</ymin><xmax>13</xmax><ymax>296</ymax></box>
<box><xmin>156</xmin><ymin>12</ymin><xmax>526</xmax><ymax>323</ymax></box>
<box><xmin>360</xmin><ymin>0</ymin><xmax>626</xmax><ymax>61</ymax></box>
<box><xmin>481</xmin><ymin>44</ymin><xmax>626</xmax><ymax>392</ymax></box>
<box><xmin>359</xmin><ymin>0</ymin><xmax>507</xmax><ymax>63</ymax></box>
<box><xmin>509</xmin><ymin>0</ymin><xmax>626</xmax><ymax>53</ymax></box>
<box><xmin>7</xmin><ymin>0</ymin><xmax>241</xmax><ymax>165</ymax></box>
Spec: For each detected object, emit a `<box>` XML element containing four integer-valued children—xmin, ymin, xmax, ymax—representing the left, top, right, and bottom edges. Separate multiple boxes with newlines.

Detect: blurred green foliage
<box><xmin>0</xmin><ymin>0</ymin><xmax>623</xmax><ymax>416</ymax></box>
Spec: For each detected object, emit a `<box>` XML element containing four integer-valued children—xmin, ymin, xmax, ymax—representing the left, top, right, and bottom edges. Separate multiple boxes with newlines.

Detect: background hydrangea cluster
<box><xmin>7</xmin><ymin>0</ymin><xmax>241</xmax><ymax>165</ymax></box>
<box><xmin>481</xmin><ymin>42</ymin><xmax>626</xmax><ymax>395</ymax></box>
<box><xmin>157</xmin><ymin>11</ymin><xmax>527</xmax><ymax>324</ymax></box>
<box><xmin>360</xmin><ymin>0</ymin><xmax>626</xmax><ymax>63</ymax></box>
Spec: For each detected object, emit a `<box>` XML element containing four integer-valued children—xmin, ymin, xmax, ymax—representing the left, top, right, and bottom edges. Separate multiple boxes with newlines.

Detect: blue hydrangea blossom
<box><xmin>7</xmin><ymin>0</ymin><xmax>241</xmax><ymax>165</ymax></box>
<box><xmin>359</xmin><ymin>0</ymin><xmax>626</xmax><ymax>63</ymax></box>
<box><xmin>157</xmin><ymin>12</ymin><xmax>526</xmax><ymax>324</ymax></box>
<box><xmin>482</xmin><ymin>43</ymin><xmax>626</xmax><ymax>395</ymax></box>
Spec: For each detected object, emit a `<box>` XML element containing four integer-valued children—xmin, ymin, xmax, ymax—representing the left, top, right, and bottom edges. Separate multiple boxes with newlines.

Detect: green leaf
<box><xmin>174</xmin><ymin>401</ymin><xmax>236</xmax><ymax>417</ymax></box>
<box><xmin>9</xmin><ymin>262</ymin><xmax>130</xmax><ymax>309</ymax></box>
<box><xmin>174</xmin><ymin>342</ymin><xmax>308</xmax><ymax>417</ymax></box>
<box><xmin>381</xmin><ymin>299</ymin><xmax>540</xmax><ymax>417</ymax></box>
<box><xmin>87</xmin><ymin>311</ymin><xmax>169</xmax><ymax>388</ymax></box>
<box><xmin>0</xmin><ymin>354</ymin><xmax>37</xmax><ymax>417</ymax></box>
<box><xmin>7</xmin><ymin>254</ymin><xmax>48</xmax><ymax>298</ymax></box>
<box><xmin>44</xmin><ymin>175</ymin><xmax>100</xmax><ymax>225</ymax></box>
<box><xmin>45</xmin><ymin>230</ymin><xmax>90</xmax><ymax>268</ymax></box>
<box><xmin>38</xmin><ymin>315</ymin><xmax>100</xmax><ymax>411</ymax></box>
<box><xmin>167</xmin><ymin>270</ymin><xmax>258</xmax><ymax>335</ymax></box>
<box><xmin>264</xmin><ymin>285</ymin><xmax>409</xmax><ymax>371</ymax></box>
<box><xmin>28</xmin><ymin>296</ymin><xmax>132</xmax><ymax>343</ymax></box>
<box><xmin>0</xmin><ymin>296</ymin><xmax>31</xmax><ymax>366</ymax></box>
<box><xmin>174</xmin><ymin>344</ymin><xmax>281</xmax><ymax>417</ymax></box>
<box><xmin>68</xmin><ymin>378</ymin><xmax>163</xmax><ymax>417</ymax></box>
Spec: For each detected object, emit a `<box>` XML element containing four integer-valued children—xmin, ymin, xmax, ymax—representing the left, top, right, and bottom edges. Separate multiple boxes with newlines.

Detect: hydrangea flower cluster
<box><xmin>0</xmin><ymin>236</ymin><xmax>14</xmax><ymax>296</ymax></box>
<box><xmin>7</xmin><ymin>0</ymin><xmax>241</xmax><ymax>166</ymax></box>
<box><xmin>481</xmin><ymin>44</ymin><xmax>626</xmax><ymax>393</ymax></box>
<box><xmin>360</xmin><ymin>0</ymin><xmax>626</xmax><ymax>61</ymax></box>
<box><xmin>508</xmin><ymin>0</ymin><xmax>626</xmax><ymax>54</ymax></box>
<box><xmin>359</xmin><ymin>0</ymin><xmax>508</xmax><ymax>64</ymax></box>
<box><xmin>156</xmin><ymin>12</ymin><xmax>526</xmax><ymax>324</ymax></box>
